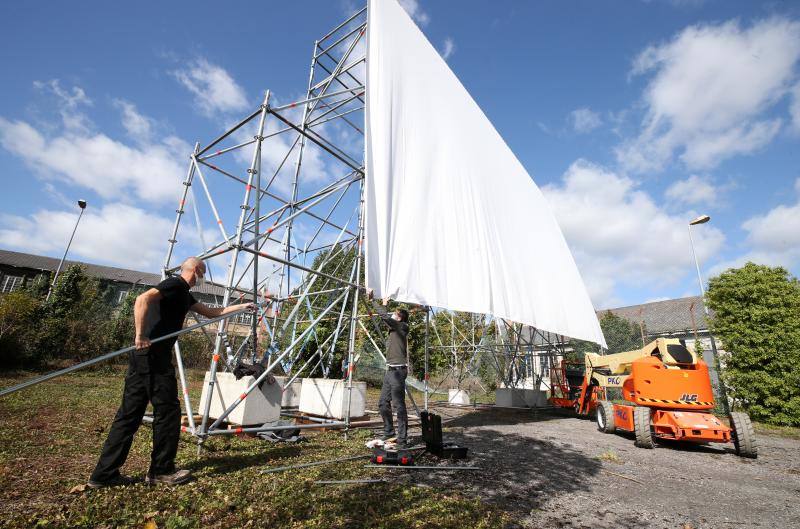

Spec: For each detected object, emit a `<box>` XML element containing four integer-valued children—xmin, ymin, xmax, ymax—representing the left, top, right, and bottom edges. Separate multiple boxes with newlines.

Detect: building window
<box><xmin>1</xmin><ymin>275</ymin><xmax>24</xmax><ymax>293</ymax></box>
<box><xmin>236</xmin><ymin>312</ymin><xmax>253</xmax><ymax>325</ymax></box>
<box><xmin>117</xmin><ymin>290</ymin><xmax>130</xmax><ymax>304</ymax></box>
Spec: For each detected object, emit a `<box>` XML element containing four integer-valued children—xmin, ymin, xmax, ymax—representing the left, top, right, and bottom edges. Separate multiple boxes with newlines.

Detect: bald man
<box><xmin>88</xmin><ymin>257</ymin><xmax>253</xmax><ymax>488</ymax></box>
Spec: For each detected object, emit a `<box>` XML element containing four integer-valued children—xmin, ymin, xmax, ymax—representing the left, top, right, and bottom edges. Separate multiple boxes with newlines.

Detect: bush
<box><xmin>0</xmin><ymin>290</ymin><xmax>41</xmax><ymax>367</ymax></box>
<box><xmin>706</xmin><ymin>263</ymin><xmax>800</xmax><ymax>426</ymax></box>
<box><xmin>177</xmin><ymin>331</ymin><xmax>215</xmax><ymax>369</ymax></box>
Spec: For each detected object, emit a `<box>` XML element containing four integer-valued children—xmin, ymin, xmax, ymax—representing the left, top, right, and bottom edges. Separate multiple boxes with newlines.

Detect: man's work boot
<box><xmin>86</xmin><ymin>474</ymin><xmax>137</xmax><ymax>489</ymax></box>
<box><xmin>145</xmin><ymin>469</ymin><xmax>192</xmax><ymax>486</ymax></box>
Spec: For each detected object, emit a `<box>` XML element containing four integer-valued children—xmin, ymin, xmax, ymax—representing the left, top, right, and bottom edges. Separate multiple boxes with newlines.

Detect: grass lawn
<box><xmin>0</xmin><ymin>369</ymin><xmax>507</xmax><ymax>529</ymax></box>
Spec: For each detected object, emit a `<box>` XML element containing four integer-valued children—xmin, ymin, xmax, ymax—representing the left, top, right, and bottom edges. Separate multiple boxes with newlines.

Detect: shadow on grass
<box><xmin>186</xmin><ymin>444</ymin><xmax>304</xmax><ymax>476</ymax></box>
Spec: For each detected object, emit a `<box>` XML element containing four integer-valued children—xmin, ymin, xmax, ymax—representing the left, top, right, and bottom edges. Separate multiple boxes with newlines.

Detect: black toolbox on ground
<box><xmin>420</xmin><ymin>411</ymin><xmax>468</xmax><ymax>459</ymax></box>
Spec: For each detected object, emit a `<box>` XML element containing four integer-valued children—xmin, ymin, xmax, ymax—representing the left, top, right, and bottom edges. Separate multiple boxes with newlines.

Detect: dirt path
<box><xmin>408</xmin><ymin>406</ymin><xmax>800</xmax><ymax>529</ymax></box>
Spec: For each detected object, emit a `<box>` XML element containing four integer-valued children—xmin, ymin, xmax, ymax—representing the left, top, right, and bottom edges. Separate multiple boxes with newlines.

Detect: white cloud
<box><xmin>441</xmin><ymin>37</ymin><xmax>456</xmax><ymax>60</ymax></box>
<box><xmin>542</xmin><ymin>159</ymin><xmax>725</xmax><ymax>306</ymax></box>
<box><xmin>0</xmin><ymin>83</ymin><xmax>189</xmax><ymax>204</ymax></box>
<box><xmin>618</xmin><ymin>17</ymin><xmax>800</xmax><ymax>172</ymax></box>
<box><xmin>172</xmin><ymin>58</ymin><xmax>249</xmax><ymax>117</ymax></box>
<box><xmin>398</xmin><ymin>0</ymin><xmax>430</xmax><ymax>26</ymax></box>
<box><xmin>33</xmin><ymin>79</ymin><xmax>93</xmax><ymax>132</ymax></box>
<box><xmin>570</xmin><ymin>107</ymin><xmax>603</xmax><ymax>133</ymax></box>
<box><xmin>712</xmin><ymin>178</ymin><xmax>800</xmax><ymax>272</ymax></box>
<box><xmin>0</xmin><ymin>203</ymin><xmax>176</xmax><ymax>271</ymax></box>
<box><xmin>0</xmin><ymin>117</ymin><xmax>187</xmax><ymax>204</ymax></box>
<box><xmin>114</xmin><ymin>99</ymin><xmax>154</xmax><ymax>143</ymax></box>
<box><xmin>664</xmin><ymin>174</ymin><xmax>716</xmax><ymax>205</ymax></box>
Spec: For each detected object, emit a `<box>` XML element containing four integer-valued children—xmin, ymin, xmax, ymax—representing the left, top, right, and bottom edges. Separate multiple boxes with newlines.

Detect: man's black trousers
<box><xmin>90</xmin><ymin>355</ymin><xmax>181</xmax><ymax>482</ymax></box>
<box><xmin>378</xmin><ymin>366</ymin><xmax>408</xmax><ymax>442</ymax></box>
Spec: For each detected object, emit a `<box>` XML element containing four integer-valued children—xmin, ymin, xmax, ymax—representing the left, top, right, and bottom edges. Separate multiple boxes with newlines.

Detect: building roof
<box><xmin>0</xmin><ymin>248</ymin><xmax>235</xmax><ymax>298</ymax></box>
<box><xmin>600</xmin><ymin>296</ymin><xmax>709</xmax><ymax>335</ymax></box>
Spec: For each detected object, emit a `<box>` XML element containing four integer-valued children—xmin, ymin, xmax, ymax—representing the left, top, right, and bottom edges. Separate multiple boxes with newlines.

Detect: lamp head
<box><xmin>78</xmin><ymin>199</ymin><xmax>87</xmax><ymax>209</ymax></box>
<box><xmin>689</xmin><ymin>214</ymin><xmax>710</xmax><ymax>226</ymax></box>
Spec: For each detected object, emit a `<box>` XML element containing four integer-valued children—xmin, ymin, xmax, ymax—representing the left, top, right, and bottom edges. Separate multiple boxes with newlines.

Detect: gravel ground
<box><xmin>388</xmin><ymin>404</ymin><xmax>800</xmax><ymax>529</ymax></box>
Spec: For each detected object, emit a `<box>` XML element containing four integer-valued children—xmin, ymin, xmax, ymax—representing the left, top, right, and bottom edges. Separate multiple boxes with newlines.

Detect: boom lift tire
<box><xmin>596</xmin><ymin>400</ymin><xmax>616</xmax><ymax>433</ymax></box>
<box><xmin>633</xmin><ymin>406</ymin><xmax>654</xmax><ymax>449</ymax></box>
<box><xmin>730</xmin><ymin>412</ymin><xmax>758</xmax><ymax>459</ymax></box>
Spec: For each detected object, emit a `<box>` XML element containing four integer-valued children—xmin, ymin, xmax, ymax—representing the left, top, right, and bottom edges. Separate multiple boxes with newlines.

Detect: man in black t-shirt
<box><xmin>88</xmin><ymin>257</ymin><xmax>253</xmax><ymax>488</ymax></box>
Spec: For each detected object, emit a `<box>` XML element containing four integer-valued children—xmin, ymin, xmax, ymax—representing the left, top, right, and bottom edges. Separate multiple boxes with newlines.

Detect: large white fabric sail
<box><xmin>364</xmin><ymin>0</ymin><xmax>606</xmax><ymax>347</ymax></box>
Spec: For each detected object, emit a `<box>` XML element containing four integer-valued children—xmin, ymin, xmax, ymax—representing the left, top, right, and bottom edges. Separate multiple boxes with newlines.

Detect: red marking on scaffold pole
<box><xmin>181</xmin><ymin>426</ymin><xmax>188</xmax><ymax>432</ymax></box>
<box><xmin>246</xmin><ymin>184</ymin><xmax>252</xmax><ymax>191</ymax></box>
<box><xmin>217</xmin><ymin>220</ymin><xmax>223</xmax><ymax>225</ymax></box>
<box><xmin>290</xmin><ymin>102</ymin><xmax>297</xmax><ymax>108</ymax></box>
<box><xmin>240</xmin><ymin>393</ymin><xmax>248</xmax><ymax>400</ymax></box>
<box><xmin>376</xmin><ymin>455</ymin><xmax>384</xmax><ymax>463</ymax></box>
<box><xmin>235</xmin><ymin>427</ymin><xmax>244</xmax><ymax>435</ymax></box>
<box><xmin>179</xmin><ymin>199</ymin><xmax>185</xmax><ymax>207</ymax></box>
<box><xmin>213</xmin><ymin>354</ymin><xmax>220</xmax><ymax>362</ymax></box>
<box><xmin>401</xmin><ymin>456</ymin><xmax>409</xmax><ymax>465</ymax></box>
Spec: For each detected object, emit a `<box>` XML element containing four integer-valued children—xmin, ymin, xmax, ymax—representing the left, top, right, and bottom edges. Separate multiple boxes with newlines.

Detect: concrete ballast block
<box><xmin>198</xmin><ymin>371</ymin><xmax>281</xmax><ymax>426</ymax></box>
<box><xmin>495</xmin><ymin>388</ymin><xmax>548</xmax><ymax>408</ymax></box>
<box><xmin>448</xmin><ymin>389</ymin><xmax>471</xmax><ymax>405</ymax></box>
<box><xmin>274</xmin><ymin>376</ymin><xmax>302</xmax><ymax>408</ymax></box>
<box><xmin>299</xmin><ymin>378</ymin><xmax>366</xmax><ymax>419</ymax></box>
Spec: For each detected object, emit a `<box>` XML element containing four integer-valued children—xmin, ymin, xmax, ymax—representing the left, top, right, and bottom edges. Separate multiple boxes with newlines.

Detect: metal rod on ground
<box><xmin>364</xmin><ymin>465</ymin><xmax>480</xmax><ymax>471</ymax></box>
<box><xmin>201</xmin><ymin>417</ymin><xmax>421</xmax><ymax>437</ymax></box>
<box><xmin>261</xmin><ymin>454</ymin><xmax>369</xmax><ymax>474</ymax></box>
<box><xmin>314</xmin><ymin>479</ymin><xmax>383</xmax><ymax>485</ymax></box>
<box><xmin>0</xmin><ymin>309</ymin><xmax>248</xmax><ymax>398</ymax></box>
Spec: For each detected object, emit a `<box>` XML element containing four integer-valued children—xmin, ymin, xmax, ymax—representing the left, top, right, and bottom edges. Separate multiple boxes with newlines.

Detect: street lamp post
<box><xmin>688</xmin><ymin>214</ymin><xmax>730</xmax><ymax>415</ymax></box>
<box><xmin>46</xmin><ymin>199</ymin><xmax>87</xmax><ymax>302</ymax></box>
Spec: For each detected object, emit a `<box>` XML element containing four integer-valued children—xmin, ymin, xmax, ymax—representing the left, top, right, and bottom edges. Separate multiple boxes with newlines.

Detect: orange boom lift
<box><xmin>568</xmin><ymin>338</ymin><xmax>757</xmax><ymax>458</ymax></box>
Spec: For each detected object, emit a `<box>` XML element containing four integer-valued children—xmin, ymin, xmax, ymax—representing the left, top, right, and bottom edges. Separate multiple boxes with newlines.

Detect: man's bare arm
<box><xmin>134</xmin><ymin>288</ymin><xmax>162</xmax><ymax>349</ymax></box>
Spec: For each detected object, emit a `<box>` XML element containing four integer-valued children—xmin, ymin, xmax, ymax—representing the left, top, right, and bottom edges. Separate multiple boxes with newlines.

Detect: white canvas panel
<box><xmin>365</xmin><ymin>0</ymin><xmax>606</xmax><ymax>347</ymax></box>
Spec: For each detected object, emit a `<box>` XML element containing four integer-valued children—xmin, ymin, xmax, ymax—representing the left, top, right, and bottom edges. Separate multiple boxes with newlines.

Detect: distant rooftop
<box><xmin>0</xmin><ymin>248</ymin><xmax>233</xmax><ymax>298</ymax></box>
<box><xmin>600</xmin><ymin>296</ymin><xmax>710</xmax><ymax>335</ymax></box>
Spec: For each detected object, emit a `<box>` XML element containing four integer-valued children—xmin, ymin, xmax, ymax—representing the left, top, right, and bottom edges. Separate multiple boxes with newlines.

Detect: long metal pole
<box><xmin>688</xmin><ymin>224</ymin><xmax>730</xmax><ymax>415</ymax></box>
<box><xmin>199</xmin><ymin>91</ymin><xmax>271</xmax><ymax>439</ymax></box>
<box><xmin>0</xmin><ymin>310</ymin><xmax>245</xmax><ymax>398</ymax></box>
<box><xmin>164</xmin><ymin>143</ymin><xmax>200</xmax><ymax>434</ymax></box>
<box><xmin>46</xmin><ymin>206</ymin><xmax>85</xmax><ymax>301</ymax></box>
<box><xmin>424</xmin><ymin>306</ymin><xmax>430</xmax><ymax>410</ymax></box>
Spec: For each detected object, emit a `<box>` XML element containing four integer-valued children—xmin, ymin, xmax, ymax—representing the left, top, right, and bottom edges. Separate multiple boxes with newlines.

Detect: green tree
<box><xmin>706</xmin><ymin>263</ymin><xmax>800</xmax><ymax>426</ymax></box>
<box><xmin>0</xmin><ymin>290</ymin><xmax>41</xmax><ymax>367</ymax></box>
<box><xmin>28</xmin><ymin>265</ymin><xmax>115</xmax><ymax>365</ymax></box>
<box><xmin>569</xmin><ymin>310</ymin><xmax>644</xmax><ymax>359</ymax></box>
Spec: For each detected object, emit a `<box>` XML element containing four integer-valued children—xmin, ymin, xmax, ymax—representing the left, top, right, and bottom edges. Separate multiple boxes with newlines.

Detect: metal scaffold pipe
<box><xmin>0</xmin><ymin>309</ymin><xmax>252</xmax><ymax>398</ymax></box>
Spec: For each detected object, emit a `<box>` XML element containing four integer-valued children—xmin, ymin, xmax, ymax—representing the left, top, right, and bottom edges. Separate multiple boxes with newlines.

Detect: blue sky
<box><xmin>1</xmin><ymin>0</ymin><xmax>799</xmax><ymax>308</ymax></box>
